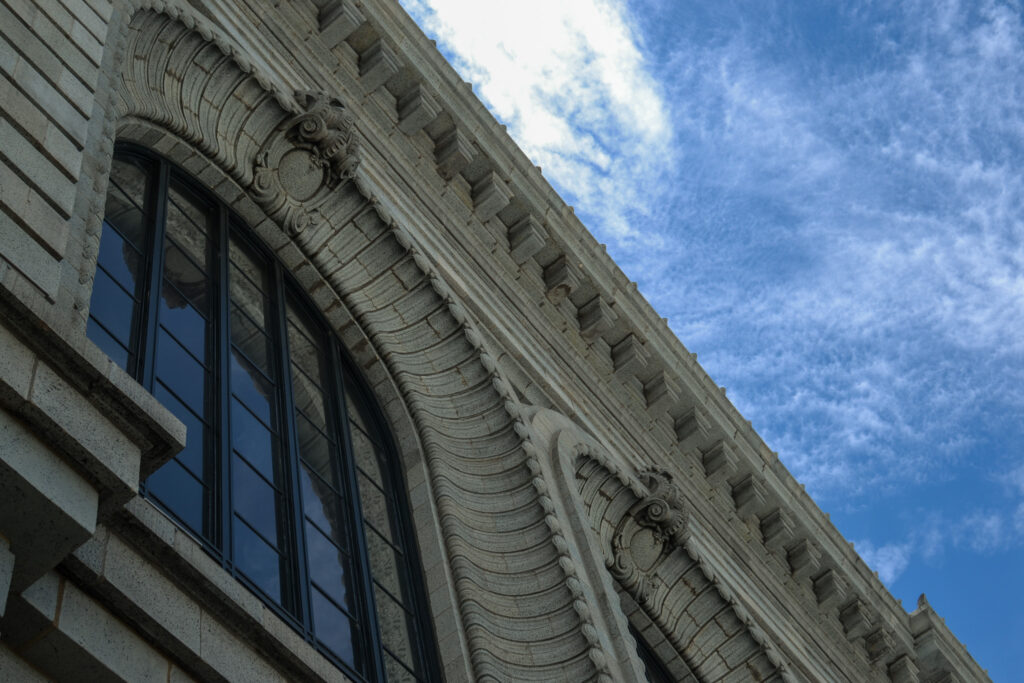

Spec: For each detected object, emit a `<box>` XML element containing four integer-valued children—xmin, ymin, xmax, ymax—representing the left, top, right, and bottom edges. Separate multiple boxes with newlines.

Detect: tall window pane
<box><xmin>147</xmin><ymin>180</ymin><xmax>215</xmax><ymax>540</ymax></box>
<box><xmin>286</xmin><ymin>300</ymin><xmax>361</xmax><ymax>666</ymax></box>
<box><xmin>345</xmin><ymin>369</ymin><xmax>430</xmax><ymax>682</ymax></box>
<box><xmin>227</xmin><ymin>236</ymin><xmax>292</xmax><ymax>606</ymax></box>
<box><xmin>88</xmin><ymin>157</ymin><xmax>151</xmax><ymax>372</ymax></box>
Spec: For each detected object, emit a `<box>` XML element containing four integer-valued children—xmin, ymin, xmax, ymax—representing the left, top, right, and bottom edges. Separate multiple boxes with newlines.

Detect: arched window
<box><xmin>88</xmin><ymin>145</ymin><xmax>439</xmax><ymax>682</ymax></box>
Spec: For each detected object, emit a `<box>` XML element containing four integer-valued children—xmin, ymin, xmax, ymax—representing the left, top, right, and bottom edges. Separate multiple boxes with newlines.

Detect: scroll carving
<box><xmin>635</xmin><ymin>468</ymin><xmax>692</xmax><ymax>546</ymax></box>
<box><xmin>251</xmin><ymin>90</ymin><xmax>361</xmax><ymax>234</ymax></box>
<box><xmin>608</xmin><ymin>468</ymin><xmax>692</xmax><ymax>608</ymax></box>
<box><xmin>580</xmin><ymin>456</ymin><xmax>789</xmax><ymax>681</ymax></box>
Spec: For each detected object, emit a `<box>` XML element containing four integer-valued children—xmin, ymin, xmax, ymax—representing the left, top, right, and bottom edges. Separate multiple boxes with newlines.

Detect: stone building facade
<box><xmin>0</xmin><ymin>0</ymin><xmax>991</xmax><ymax>681</ymax></box>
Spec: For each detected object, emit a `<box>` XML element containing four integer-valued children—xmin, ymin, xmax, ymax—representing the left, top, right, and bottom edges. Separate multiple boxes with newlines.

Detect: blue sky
<box><xmin>399</xmin><ymin>0</ymin><xmax>1023</xmax><ymax>678</ymax></box>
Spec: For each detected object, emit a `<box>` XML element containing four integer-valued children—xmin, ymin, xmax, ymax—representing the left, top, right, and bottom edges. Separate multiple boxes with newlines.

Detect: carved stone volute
<box><xmin>251</xmin><ymin>90</ymin><xmax>361</xmax><ymax>234</ymax></box>
<box><xmin>635</xmin><ymin>468</ymin><xmax>692</xmax><ymax>547</ymax></box>
<box><xmin>289</xmin><ymin>90</ymin><xmax>361</xmax><ymax>185</ymax></box>
<box><xmin>608</xmin><ymin>468</ymin><xmax>693</xmax><ymax>608</ymax></box>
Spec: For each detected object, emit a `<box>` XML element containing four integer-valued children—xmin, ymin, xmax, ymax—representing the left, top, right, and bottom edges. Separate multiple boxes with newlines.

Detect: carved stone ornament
<box><xmin>635</xmin><ymin>468</ymin><xmax>692</xmax><ymax>546</ymax></box>
<box><xmin>251</xmin><ymin>90</ymin><xmax>361</xmax><ymax>234</ymax></box>
<box><xmin>608</xmin><ymin>468</ymin><xmax>692</xmax><ymax>607</ymax></box>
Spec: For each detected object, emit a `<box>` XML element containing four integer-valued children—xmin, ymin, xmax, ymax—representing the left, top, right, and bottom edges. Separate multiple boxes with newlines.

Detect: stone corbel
<box><xmin>251</xmin><ymin>90</ymin><xmax>362</xmax><ymax>235</ymax></box>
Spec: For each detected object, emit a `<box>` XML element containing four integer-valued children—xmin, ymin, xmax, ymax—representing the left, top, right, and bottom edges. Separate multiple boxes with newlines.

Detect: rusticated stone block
<box><xmin>0</xmin><ymin>215</ymin><xmax>61</xmax><ymax>300</ymax></box>
<box><xmin>2</xmin><ymin>151</ymin><xmax>71</xmax><ymax>259</ymax></box>
<box><xmin>9</xmin><ymin>572</ymin><xmax>170</xmax><ymax>681</ymax></box>
<box><xmin>0</xmin><ymin>322</ymin><xmax>34</xmax><ymax>402</ymax></box>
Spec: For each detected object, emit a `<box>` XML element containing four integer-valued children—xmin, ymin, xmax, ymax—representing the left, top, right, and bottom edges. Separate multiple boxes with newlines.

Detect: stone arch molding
<box><xmin>107</xmin><ymin>5</ymin><xmax>610</xmax><ymax>682</ymax></box>
<box><xmin>526</xmin><ymin>406</ymin><xmax>796</xmax><ymax>683</ymax></box>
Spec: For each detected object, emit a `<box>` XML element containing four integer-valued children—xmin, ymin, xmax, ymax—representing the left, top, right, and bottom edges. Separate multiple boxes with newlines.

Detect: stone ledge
<box><xmin>0</xmin><ymin>274</ymin><xmax>185</xmax><ymax>601</ymax></box>
<box><xmin>1</xmin><ymin>570</ymin><xmax>182</xmax><ymax>681</ymax></box>
<box><xmin>60</xmin><ymin>497</ymin><xmax>350</xmax><ymax>682</ymax></box>
<box><xmin>0</xmin><ymin>276</ymin><xmax>185</xmax><ymax>485</ymax></box>
<box><xmin>911</xmin><ymin>595</ymin><xmax>992</xmax><ymax>682</ymax></box>
<box><xmin>0</xmin><ymin>642</ymin><xmax>47</xmax><ymax>682</ymax></box>
<box><xmin>0</xmin><ymin>406</ymin><xmax>97</xmax><ymax>595</ymax></box>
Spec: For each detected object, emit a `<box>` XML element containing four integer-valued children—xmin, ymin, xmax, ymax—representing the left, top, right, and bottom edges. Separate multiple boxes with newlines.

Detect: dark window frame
<box><xmin>630</xmin><ymin>624</ymin><xmax>678</xmax><ymax>683</ymax></box>
<box><xmin>88</xmin><ymin>144</ymin><xmax>441</xmax><ymax>683</ymax></box>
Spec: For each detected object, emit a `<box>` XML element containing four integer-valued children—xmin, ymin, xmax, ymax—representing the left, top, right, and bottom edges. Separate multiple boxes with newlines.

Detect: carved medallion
<box><xmin>608</xmin><ymin>468</ymin><xmax>693</xmax><ymax>607</ymax></box>
<box><xmin>251</xmin><ymin>90</ymin><xmax>361</xmax><ymax>234</ymax></box>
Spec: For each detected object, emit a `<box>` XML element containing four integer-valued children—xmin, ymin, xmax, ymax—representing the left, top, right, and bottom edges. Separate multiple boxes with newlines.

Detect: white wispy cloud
<box><xmin>929</xmin><ymin>462</ymin><xmax>1024</xmax><ymax>554</ymax></box>
<box><xmin>400</xmin><ymin>0</ymin><xmax>672</xmax><ymax>242</ymax></box>
<box><xmin>1007</xmin><ymin>464</ymin><xmax>1024</xmax><ymax>536</ymax></box>
<box><xmin>860</xmin><ymin>466</ymin><xmax>1024</xmax><ymax>586</ymax></box>
<box><xmin>855</xmin><ymin>539</ymin><xmax>912</xmax><ymax>585</ymax></box>
<box><xmin>956</xmin><ymin>512</ymin><xmax>1009</xmax><ymax>553</ymax></box>
<box><xmin>1007</xmin><ymin>463</ymin><xmax>1024</xmax><ymax>495</ymax></box>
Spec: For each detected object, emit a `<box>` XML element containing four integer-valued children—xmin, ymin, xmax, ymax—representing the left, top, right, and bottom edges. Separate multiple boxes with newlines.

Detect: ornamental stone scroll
<box><xmin>572</xmin><ymin>451</ymin><xmax>789</xmax><ymax>681</ymax></box>
<box><xmin>251</xmin><ymin>90</ymin><xmax>362</xmax><ymax>235</ymax></box>
<box><xmin>608</xmin><ymin>468</ymin><xmax>693</xmax><ymax>608</ymax></box>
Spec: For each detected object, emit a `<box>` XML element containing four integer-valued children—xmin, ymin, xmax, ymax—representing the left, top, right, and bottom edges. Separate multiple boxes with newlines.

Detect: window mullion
<box><xmin>138</xmin><ymin>159</ymin><xmax>170</xmax><ymax>390</ymax></box>
<box><xmin>216</xmin><ymin>213</ymin><xmax>232</xmax><ymax>554</ymax></box>
<box><xmin>331</xmin><ymin>335</ymin><xmax>387</xmax><ymax>683</ymax></box>
<box><xmin>273</xmin><ymin>265</ymin><xmax>311</xmax><ymax>628</ymax></box>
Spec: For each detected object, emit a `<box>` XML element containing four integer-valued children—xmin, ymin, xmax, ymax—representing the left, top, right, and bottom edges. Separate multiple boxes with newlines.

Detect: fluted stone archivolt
<box><xmin>109</xmin><ymin>8</ymin><xmax>606</xmax><ymax>681</ymax></box>
<box><xmin>581</xmin><ymin>460</ymin><xmax>793</xmax><ymax>682</ymax></box>
<box><xmin>522</xmin><ymin>406</ymin><xmax>793</xmax><ymax>682</ymax></box>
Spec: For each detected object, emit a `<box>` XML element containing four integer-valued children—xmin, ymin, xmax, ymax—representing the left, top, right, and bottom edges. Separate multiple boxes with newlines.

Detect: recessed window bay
<box><xmin>86</xmin><ymin>146</ymin><xmax>439</xmax><ymax>682</ymax></box>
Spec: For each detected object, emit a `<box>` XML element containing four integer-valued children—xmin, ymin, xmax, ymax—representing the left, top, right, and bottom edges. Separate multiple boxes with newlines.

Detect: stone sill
<box><xmin>0</xmin><ymin>275</ymin><xmax>186</xmax><ymax>494</ymax></box>
<box><xmin>63</xmin><ymin>496</ymin><xmax>353</xmax><ymax>682</ymax></box>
